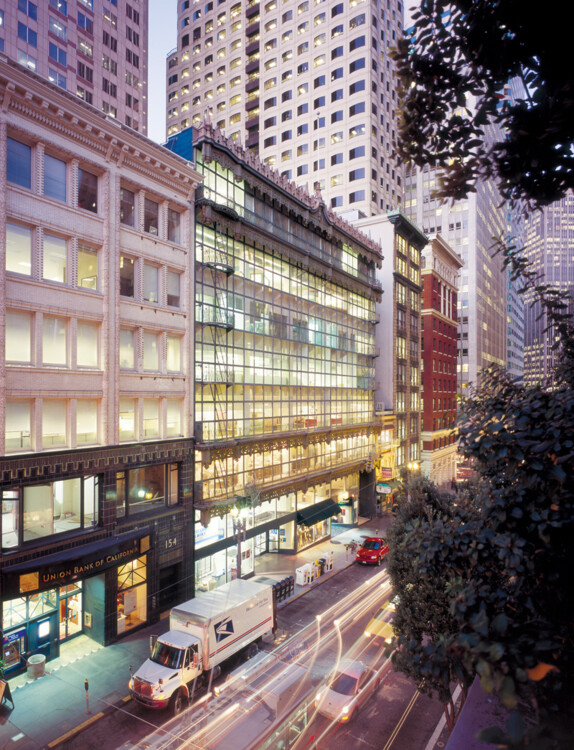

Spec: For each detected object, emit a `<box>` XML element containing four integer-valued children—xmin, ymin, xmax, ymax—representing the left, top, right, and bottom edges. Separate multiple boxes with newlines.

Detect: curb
<box><xmin>47</xmin><ymin>694</ymin><xmax>132</xmax><ymax>748</ymax></box>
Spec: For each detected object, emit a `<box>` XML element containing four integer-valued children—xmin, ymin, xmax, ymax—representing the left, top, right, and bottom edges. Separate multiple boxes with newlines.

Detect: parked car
<box><xmin>355</xmin><ymin>537</ymin><xmax>389</xmax><ymax>565</ymax></box>
<box><xmin>315</xmin><ymin>660</ymin><xmax>380</xmax><ymax>723</ymax></box>
<box><xmin>364</xmin><ymin>601</ymin><xmax>395</xmax><ymax>644</ymax></box>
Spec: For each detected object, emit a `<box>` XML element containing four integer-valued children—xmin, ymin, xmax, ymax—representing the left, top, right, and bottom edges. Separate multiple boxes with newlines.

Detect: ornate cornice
<box><xmin>0</xmin><ymin>58</ymin><xmax>202</xmax><ymax>194</ymax></box>
<box><xmin>194</xmin><ymin>121</ymin><xmax>383</xmax><ymax>261</ymax></box>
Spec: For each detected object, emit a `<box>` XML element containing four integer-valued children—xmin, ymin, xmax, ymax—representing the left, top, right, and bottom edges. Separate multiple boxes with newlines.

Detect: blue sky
<box><xmin>148</xmin><ymin>1</ymin><xmax>177</xmax><ymax>144</ymax></box>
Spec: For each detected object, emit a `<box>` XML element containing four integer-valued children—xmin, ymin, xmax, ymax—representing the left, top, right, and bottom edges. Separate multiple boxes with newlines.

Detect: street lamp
<box><xmin>230</xmin><ymin>505</ymin><xmax>247</xmax><ymax>579</ymax></box>
<box><xmin>406</xmin><ymin>461</ymin><xmax>420</xmax><ymax>502</ymax></box>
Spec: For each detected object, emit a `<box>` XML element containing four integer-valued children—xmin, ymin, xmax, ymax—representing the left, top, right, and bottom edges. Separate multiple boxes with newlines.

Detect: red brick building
<box><xmin>420</xmin><ymin>236</ymin><xmax>463</xmax><ymax>487</ymax></box>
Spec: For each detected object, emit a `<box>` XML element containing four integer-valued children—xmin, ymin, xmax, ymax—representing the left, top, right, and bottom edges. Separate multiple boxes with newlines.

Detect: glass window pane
<box><xmin>166</xmin><ymin>400</ymin><xmax>181</xmax><ymax>437</ymax></box>
<box><xmin>76</xmin><ymin>400</ymin><xmax>98</xmax><ymax>444</ymax></box>
<box><xmin>2</xmin><ymin>596</ymin><xmax>27</xmax><ymax>628</ymax></box>
<box><xmin>166</xmin><ymin>336</ymin><xmax>181</xmax><ymax>372</ymax></box>
<box><xmin>120</xmin><ymin>187</ymin><xmax>135</xmax><ymax>227</ymax></box>
<box><xmin>83</xmin><ymin>475</ymin><xmax>98</xmax><ymax>526</ymax></box>
<box><xmin>120</xmin><ymin>255</ymin><xmax>135</xmax><ymax>297</ymax></box>
<box><xmin>43</xmin><ymin>234</ymin><xmax>67</xmax><ymax>283</ymax></box>
<box><xmin>6</xmin><ymin>311</ymin><xmax>32</xmax><ymax>362</ymax></box>
<box><xmin>143</xmin><ymin>264</ymin><xmax>158</xmax><ymax>303</ymax></box>
<box><xmin>168</xmin><ymin>208</ymin><xmax>180</xmax><ymax>243</ymax></box>
<box><xmin>78</xmin><ymin>168</ymin><xmax>98</xmax><ymax>212</ymax></box>
<box><xmin>119</xmin><ymin>329</ymin><xmax>135</xmax><ymax>369</ymax></box>
<box><xmin>143</xmin><ymin>332</ymin><xmax>159</xmax><ymax>370</ymax></box>
<box><xmin>44</xmin><ymin>154</ymin><xmax>67</xmax><ymax>201</ymax></box>
<box><xmin>167</xmin><ymin>270</ymin><xmax>181</xmax><ymax>307</ymax></box>
<box><xmin>144</xmin><ymin>198</ymin><xmax>159</xmax><ymax>235</ymax></box>
<box><xmin>77</xmin><ymin>321</ymin><xmax>99</xmax><ymax>367</ymax></box>
<box><xmin>42</xmin><ymin>400</ymin><xmax>67</xmax><ymax>447</ymax></box>
<box><xmin>6</xmin><ymin>223</ymin><xmax>32</xmax><ymax>276</ymax></box>
<box><xmin>5</xmin><ymin>402</ymin><xmax>31</xmax><ymax>452</ymax></box>
<box><xmin>2</xmin><ymin>490</ymin><xmax>20</xmax><ymax>550</ymax></box>
<box><xmin>7</xmin><ymin>138</ymin><xmax>31</xmax><ymax>189</ymax></box>
<box><xmin>77</xmin><ymin>245</ymin><xmax>98</xmax><ymax>289</ymax></box>
<box><xmin>119</xmin><ymin>398</ymin><xmax>135</xmax><ymax>441</ymax></box>
<box><xmin>143</xmin><ymin>399</ymin><xmax>159</xmax><ymax>437</ymax></box>
<box><xmin>43</xmin><ymin>317</ymin><xmax>67</xmax><ymax>365</ymax></box>
<box><xmin>128</xmin><ymin>466</ymin><xmax>165</xmax><ymax>514</ymax></box>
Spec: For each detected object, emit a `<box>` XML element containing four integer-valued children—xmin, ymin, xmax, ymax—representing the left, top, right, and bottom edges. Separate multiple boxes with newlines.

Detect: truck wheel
<box><xmin>170</xmin><ymin>689</ymin><xmax>186</xmax><ymax>716</ymax></box>
<box><xmin>246</xmin><ymin>643</ymin><xmax>259</xmax><ymax>660</ymax></box>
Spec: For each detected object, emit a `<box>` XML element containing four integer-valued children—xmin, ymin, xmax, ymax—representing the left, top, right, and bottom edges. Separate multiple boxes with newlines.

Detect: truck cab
<box><xmin>129</xmin><ymin>630</ymin><xmax>202</xmax><ymax>711</ymax></box>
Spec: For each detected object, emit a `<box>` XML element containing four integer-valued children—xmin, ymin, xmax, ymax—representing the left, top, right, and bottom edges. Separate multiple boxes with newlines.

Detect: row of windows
<box><xmin>6</xmin><ymin>138</ymin><xmax>183</xmax><ymax>242</ymax></box>
<box><xmin>4</xmin><ymin>398</ymin><xmax>184</xmax><ymax>455</ymax></box>
<box><xmin>5</xmin><ymin>222</ymin><xmax>184</xmax><ymax>310</ymax></box>
<box><xmin>7</xmin><ymin>137</ymin><xmax>97</xmax><ymax>211</ymax></box>
<box><xmin>198</xmin><ymin>427</ymin><xmax>372</xmax><ymax>502</ymax></box>
<box><xmin>5</xmin><ymin>310</ymin><xmax>185</xmax><ymax>375</ymax></box>
<box><xmin>2</xmin><ymin>462</ymin><xmax>175</xmax><ymax>551</ymax></box>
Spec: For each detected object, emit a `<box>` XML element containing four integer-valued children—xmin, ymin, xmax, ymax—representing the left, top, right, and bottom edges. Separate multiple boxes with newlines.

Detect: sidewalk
<box><xmin>0</xmin><ymin>518</ymin><xmax>390</xmax><ymax>750</ymax></box>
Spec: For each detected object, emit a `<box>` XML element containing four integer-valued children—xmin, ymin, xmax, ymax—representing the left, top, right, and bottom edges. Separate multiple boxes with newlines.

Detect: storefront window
<box><xmin>2</xmin><ymin>597</ymin><xmax>27</xmax><ymax>628</ymax></box>
<box><xmin>59</xmin><ymin>583</ymin><xmax>82</xmax><ymax>640</ymax></box>
<box><xmin>117</xmin><ymin>555</ymin><xmax>147</xmax><ymax>634</ymax></box>
<box><xmin>297</xmin><ymin>518</ymin><xmax>329</xmax><ymax>549</ymax></box>
<box><xmin>29</xmin><ymin>590</ymin><xmax>58</xmax><ymax>618</ymax></box>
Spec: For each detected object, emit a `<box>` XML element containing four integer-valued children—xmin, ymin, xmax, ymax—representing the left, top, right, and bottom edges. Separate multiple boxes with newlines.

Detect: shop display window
<box><xmin>117</xmin><ymin>555</ymin><xmax>147</xmax><ymax>634</ymax></box>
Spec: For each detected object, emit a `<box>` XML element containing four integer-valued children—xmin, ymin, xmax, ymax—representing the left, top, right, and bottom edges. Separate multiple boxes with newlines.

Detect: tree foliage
<box><xmin>394</xmin><ymin>1</ymin><xmax>574</xmax><ymax>208</ymax></box>
<box><xmin>387</xmin><ymin>246</ymin><xmax>574</xmax><ymax>744</ymax></box>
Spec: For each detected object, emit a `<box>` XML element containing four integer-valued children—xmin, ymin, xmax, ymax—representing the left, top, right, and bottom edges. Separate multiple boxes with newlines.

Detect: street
<box><xmin>59</xmin><ymin>561</ymin><xmax>445</xmax><ymax>750</ymax></box>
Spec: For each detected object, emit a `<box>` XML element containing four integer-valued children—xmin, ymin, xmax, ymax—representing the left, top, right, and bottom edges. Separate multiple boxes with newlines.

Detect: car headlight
<box><xmin>364</xmin><ymin>630</ymin><xmax>372</xmax><ymax>637</ymax></box>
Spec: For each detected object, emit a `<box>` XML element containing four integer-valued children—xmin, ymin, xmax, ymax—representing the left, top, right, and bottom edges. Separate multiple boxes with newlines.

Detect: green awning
<box><xmin>296</xmin><ymin>498</ymin><xmax>341</xmax><ymax>527</ymax></box>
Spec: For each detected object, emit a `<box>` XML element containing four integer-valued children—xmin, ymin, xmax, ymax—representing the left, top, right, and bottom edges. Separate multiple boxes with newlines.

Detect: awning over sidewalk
<box><xmin>296</xmin><ymin>498</ymin><xmax>341</xmax><ymax>526</ymax></box>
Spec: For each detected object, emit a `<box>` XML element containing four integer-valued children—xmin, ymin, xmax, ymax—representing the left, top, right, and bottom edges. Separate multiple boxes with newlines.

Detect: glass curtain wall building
<box><xmin>177</xmin><ymin>123</ymin><xmax>382</xmax><ymax>593</ymax></box>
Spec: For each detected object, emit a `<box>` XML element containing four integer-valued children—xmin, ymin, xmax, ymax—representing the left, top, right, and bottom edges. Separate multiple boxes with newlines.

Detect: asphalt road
<box><xmin>59</xmin><ymin>562</ymin><xmax>444</xmax><ymax>750</ymax></box>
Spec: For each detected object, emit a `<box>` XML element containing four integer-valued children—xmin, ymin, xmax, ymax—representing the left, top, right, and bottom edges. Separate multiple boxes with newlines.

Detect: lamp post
<box><xmin>406</xmin><ymin>461</ymin><xmax>420</xmax><ymax>502</ymax></box>
<box><xmin>230</xmin><ymin>506</ymin><xmax>246</xmax><ymax>580</ymax></box>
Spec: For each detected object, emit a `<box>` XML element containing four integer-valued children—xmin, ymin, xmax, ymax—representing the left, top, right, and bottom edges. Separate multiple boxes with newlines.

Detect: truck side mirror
<box><xmin>193</xmin><ymin>651</ymin><xmax>199</xmax><ymax>667</ymax></box>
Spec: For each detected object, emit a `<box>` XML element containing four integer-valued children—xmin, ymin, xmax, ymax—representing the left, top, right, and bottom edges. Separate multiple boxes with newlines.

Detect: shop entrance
<box><xmin>59</xmin><ymin>582</ymin><xmax>83</xmax><ymax>641</ymax></box>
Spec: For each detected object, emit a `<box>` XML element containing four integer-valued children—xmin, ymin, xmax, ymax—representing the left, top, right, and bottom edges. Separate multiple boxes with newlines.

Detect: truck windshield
<box><xmin>151</xmin><ymin>641</ymin><xmax>184</xmax><ymax>669</ymax></box>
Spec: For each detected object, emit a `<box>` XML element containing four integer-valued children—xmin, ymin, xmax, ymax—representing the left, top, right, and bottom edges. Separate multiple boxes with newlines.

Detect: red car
<box><xmin>356</xmin><ymin>537</ymin><xmax>389</xmax><ymax>566</ymax></box>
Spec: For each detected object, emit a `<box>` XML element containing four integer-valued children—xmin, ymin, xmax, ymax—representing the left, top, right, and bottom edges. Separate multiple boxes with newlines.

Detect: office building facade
<box><xmin>420</xmin><ymin>235</ymin><xmax>462</xmax><ymax>486</ymax></box>
<box><xmin>167</xmin><ymin>0</ymin><xmax>405</xmax><ymax>217</ymax></box>
<box><xmin>176</xmin><ymin>122</ymin><xmax>382</xmax><ymax>593</ymax></box>
<box><xmin>0</xmin><ymin>58</ymin><xmax>200</xmax><ymax>675</ymax></box>
<box><xmin>523</xmin><ymin>193</ymin><xmax>574</xmax><ymax>386</ymax></box>
<box><xmin>0</xmin><ymin>0</ymin><xmax>148</xmax><ymax>133</ymax></box>
<box><xmin>355</xmin><ymin>211</ymin><xmax>426</xmax><ymax>489</ymax></box>
<box><xmin>404</xmin><ymin>163</ymin><xmax>507</xmax><ymax>394</ymax></box>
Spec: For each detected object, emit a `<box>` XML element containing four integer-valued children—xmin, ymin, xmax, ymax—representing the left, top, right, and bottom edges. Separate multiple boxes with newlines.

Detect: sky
<box><xmin>147</xmin><ymin>1</ymin><xmax>177</xmax><ymax>144</ymax></box>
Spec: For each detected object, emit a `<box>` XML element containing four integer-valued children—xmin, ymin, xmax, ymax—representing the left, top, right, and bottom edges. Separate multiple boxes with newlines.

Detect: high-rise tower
<box><xmin>0</xmin><ymin>0</ymin><xmax>148</xmax><ymax>133</ymax></box>
<box><xmin>405</xmin><ymin>162</ymin><xmax>507</xmax><ymax>394</ymax></box>
<box><xmin>167</xmin><ymin>0</ymin><xmax>405</xmax><ymax>217</ymax></box>
<box><xmin>523</xmin><ymin>193</ymin><xmax>574</xmax><ymax>386</ymax></box>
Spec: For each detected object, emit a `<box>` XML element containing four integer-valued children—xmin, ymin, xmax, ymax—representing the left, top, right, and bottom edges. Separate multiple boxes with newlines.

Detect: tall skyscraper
<box><xmin>523</xmin><ymin>193</ymin><xmax>574</xmax><ymax>386</ymax></box>
<box><xmin>167</xmin><ymin>0</ymin><xmax>405</xmax><ymax>217</ymax></box>
<box><xmin>404</xmin><ymin>161</ymin><xmax>507</xmax><ymax>393</ymax></box>
<box><xmin>0</xmin><ymin>0</ymin><xmax>148</xmax><ymax>133</ymax></box>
